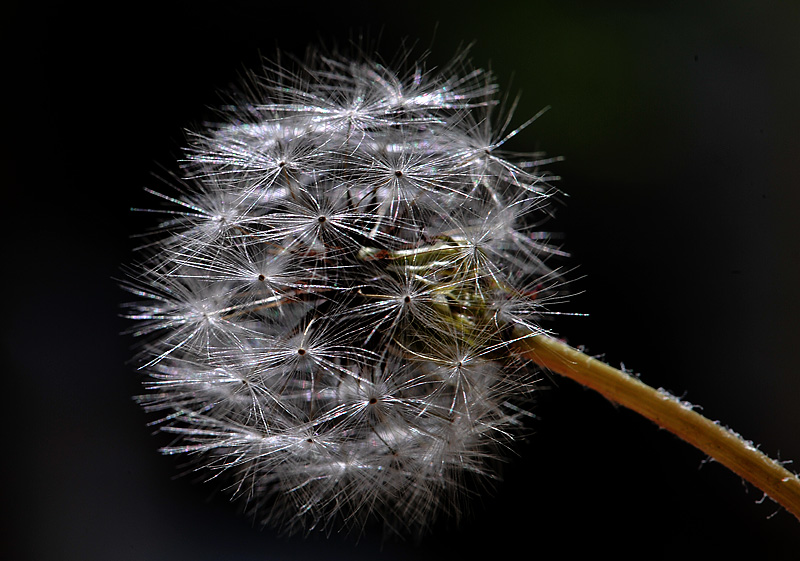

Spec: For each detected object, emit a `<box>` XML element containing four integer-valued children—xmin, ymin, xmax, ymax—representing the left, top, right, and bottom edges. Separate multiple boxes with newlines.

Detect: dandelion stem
<box><xmin>515</xmin><ymin>330</ymin><xmax>800</xmax><ymax>520</ymax></box>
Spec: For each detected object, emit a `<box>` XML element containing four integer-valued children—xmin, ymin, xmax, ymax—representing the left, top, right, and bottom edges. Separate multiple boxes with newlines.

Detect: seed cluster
<box><xmin>124</xmin><ymin>49</ymin><xmax>564</xmax><ymax>535</ymax></box>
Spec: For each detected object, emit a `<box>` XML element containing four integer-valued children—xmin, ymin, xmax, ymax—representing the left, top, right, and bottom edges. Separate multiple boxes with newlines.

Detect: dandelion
<box><xmin>124</xmin><ymin>45</ymin><xmax>800</xmax><ymax>536</ymax></box>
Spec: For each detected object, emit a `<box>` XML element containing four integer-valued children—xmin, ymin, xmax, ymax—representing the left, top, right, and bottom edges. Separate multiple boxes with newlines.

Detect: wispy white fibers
<box><xmin>124</xmin><ymin>46</ymin><xmax>566</xmax><ymax>537</ymax></box>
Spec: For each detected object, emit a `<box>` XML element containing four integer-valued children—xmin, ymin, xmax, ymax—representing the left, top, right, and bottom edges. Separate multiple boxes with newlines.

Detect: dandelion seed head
<box><xmin>125</xmin><ymin>44</ymin><xmax>567</xmax><ymax>537</ymax></box>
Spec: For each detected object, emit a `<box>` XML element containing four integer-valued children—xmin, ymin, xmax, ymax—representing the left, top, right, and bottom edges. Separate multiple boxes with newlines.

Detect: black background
<box><xmin>5</xmin><ymin>1</ymin><xmax>800</xmax><ymax>559</ymax></box>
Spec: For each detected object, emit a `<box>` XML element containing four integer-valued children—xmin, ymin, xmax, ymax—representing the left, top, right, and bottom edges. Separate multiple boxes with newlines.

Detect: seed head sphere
<box><xmin>124</xmin><ymin>47</ymin><xmax>564</xmax><ymax>536</ymax></box>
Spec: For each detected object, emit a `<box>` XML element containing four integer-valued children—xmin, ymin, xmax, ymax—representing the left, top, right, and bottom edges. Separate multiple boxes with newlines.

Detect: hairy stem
<box><xmin>515</xmin><ymin>330</ymin><xmax>800</xmax><ymax>520</ymax></box>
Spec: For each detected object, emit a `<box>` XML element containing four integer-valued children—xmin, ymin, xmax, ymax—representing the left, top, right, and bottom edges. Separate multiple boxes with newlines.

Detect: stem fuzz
<box><xmin>516</xmin><ymin>331</ymin><xmax>800</xmax><ymax>520</ymax></box>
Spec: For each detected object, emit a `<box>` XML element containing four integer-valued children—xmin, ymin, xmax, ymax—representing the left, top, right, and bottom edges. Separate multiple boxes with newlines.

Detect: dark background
<box><xmin>5</xmin><ymin>1</ymin><xmax>799</xmax><ymax>559</ymax></box>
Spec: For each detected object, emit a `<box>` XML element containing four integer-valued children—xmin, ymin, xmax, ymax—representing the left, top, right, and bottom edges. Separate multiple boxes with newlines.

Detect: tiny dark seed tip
<box><xmin>297</xmin><ymin>348</ymin><xmax>306</xmax><ymax>355</ymax></box>
<box><xmin>257</xmin><ymin>274</ymin><xmax>266</xmax><ymax>281</ymax></box>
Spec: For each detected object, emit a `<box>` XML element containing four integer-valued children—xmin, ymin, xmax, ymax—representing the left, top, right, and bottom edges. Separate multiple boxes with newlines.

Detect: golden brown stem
<box><xmin>515</xmin><ymin>331</ymin><xmax>800</xmax><ymax>521</ymax></box>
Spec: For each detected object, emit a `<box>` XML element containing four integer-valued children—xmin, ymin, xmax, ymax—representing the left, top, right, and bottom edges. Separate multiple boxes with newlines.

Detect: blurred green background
<box><xmin>6</xmin><ymin>1</ymin><xmax>800</xmax><ymax>559</ymax></box>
